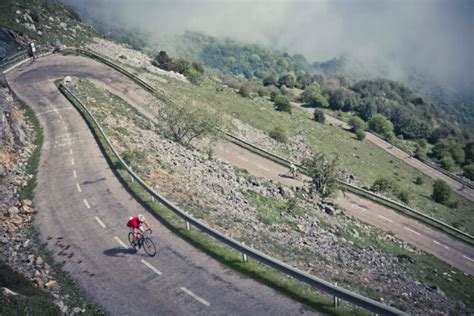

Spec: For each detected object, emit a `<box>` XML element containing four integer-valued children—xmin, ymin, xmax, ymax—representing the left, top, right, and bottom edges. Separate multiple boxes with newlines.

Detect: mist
<box><xmin>64</xmin><ymin>0</ymin><xmax>474</xmax><ymax>92</ymax></box>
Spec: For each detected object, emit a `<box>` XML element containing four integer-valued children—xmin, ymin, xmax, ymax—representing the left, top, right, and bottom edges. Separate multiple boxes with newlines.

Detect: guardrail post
<box><xmin>186</xmin><ymin>221</ymin><xmax>190</xmax><ymax>230</ymax></box>
<box><xmin>333</xmin><ymin>282</ymin><xmax>339</xmax><ymax>307</ymax></box>
<box><xmin>242</xmin><ymin>242</ymin><xmax>248</xmax><ymax>262</ymax></box>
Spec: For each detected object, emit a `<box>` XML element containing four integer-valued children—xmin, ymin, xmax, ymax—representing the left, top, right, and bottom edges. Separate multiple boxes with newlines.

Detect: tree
<box><xmin>368</xmin><ymin>114</ymin><xmax>394</xmax><ymax>139</ymax></box>
<box><xmin>263</xmin><ymin>75</ymin><xmax>277</xmax><ymax>86</ymax></box>
<box><xmin>440</xmin><ymin>155</ymin><xmax>455</xmax><ymax>171</ymax></box>
<box><xmin>157</xmin><ymin>99</ymin><xmax>218</xmax><ymax>147</ymax></box>
<box><xmin>348</xmin><ymin>116</ymin><xmax>366</xmax><ymax>132</ymax></box>
<box><xmin>152</xmin><ymin>51</ymin><xmax>176</xmax><ymax>71</ymax></box>
<box><xmin>431</xmin><ymin>180</ymin><xmax>452</xmax><ymax>204</ymax></box>
<box><xmin>303</xmin><ymin>153</ymin><xmax>340</xmax><ymax>197</ymax></box>
<box><xmin>313</xmin><ymin>109</ymin><xmax>325</xmax><ymax>123</ymax></box>
<box><xmin>301</xmin><ymin>84</ymin><xmax>328</xmax><ymax>107</ymax></box>
<box><xmin>238</xmin><ymin>85</ymin><xmax>251</xmax><ymax>98</ymax></box>
<box><xmin>277</xmin><ymin>73</ymin><xmax>296</xmax><ymax>88</ymax></box>
<box><xmin>273</xmin><ymin>94</ymin><xmax>291</xmax><ymax>113</ymax></box>
<box><xmin>463</xmin><ymin>164</ymin><xmax>474</xmax><ymax>180</ymax></box>
<box><xmin>355</xmin><ymin>129</ymin><xmax>366</xmax><ymax>140</ymax></box>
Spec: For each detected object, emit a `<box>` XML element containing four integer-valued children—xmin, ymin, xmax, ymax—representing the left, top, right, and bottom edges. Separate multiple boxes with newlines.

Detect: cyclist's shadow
<box><xmin>103</xmin><ymin>247</ymin><xmax>137</xmax><ymax>257</ymax></box>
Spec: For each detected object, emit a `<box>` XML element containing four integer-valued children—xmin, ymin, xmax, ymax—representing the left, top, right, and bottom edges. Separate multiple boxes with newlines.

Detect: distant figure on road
<box><xmin>289</xmin><ymin>162</ymin><xmax>299</xmax><ymax>179</ymax></box>
<box><xmin>30</xmin><ymin>42</ymin><xmax>37</xmax><ymax>59</ymax></box>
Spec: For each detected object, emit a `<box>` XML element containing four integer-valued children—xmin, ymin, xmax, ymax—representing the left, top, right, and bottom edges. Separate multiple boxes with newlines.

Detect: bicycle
<box><xmin>128</xmin><ymin>229</ymin><xmax>156</xmax><ymax>257</ymax></box>
<box><xmin>286</xmin><ymin>170</ymin><xmax>302</xmax><ymax>180</ymax></box>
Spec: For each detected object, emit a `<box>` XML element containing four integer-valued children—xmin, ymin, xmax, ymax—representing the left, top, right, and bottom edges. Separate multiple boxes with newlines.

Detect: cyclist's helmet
<box><xmin>138</xmin><ymin>214</ymin><xmax>145</xmax><ymax>223</ymax></box>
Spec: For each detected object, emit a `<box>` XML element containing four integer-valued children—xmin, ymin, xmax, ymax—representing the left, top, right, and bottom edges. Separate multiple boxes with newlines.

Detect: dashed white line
<box><xmin>257</xmin><ymin>165</ymin><xmax>271</xmax><ymax>172</ymax></box>
<box><xmin>180</xmin><ymin>287</ymin><xmax>210</xmax><ymax>306</ymax></box>
<box><xmin>404</xmin><ymin>227</ymin><xmax>421</xmax><ymax>236</ymax></box>
<box><xmin>462</xmin><ymin>255</ymin><xmax>474</xmax><ymax>263</ymax></box>
<box><xmin>377</xmin><ymin>215</ymin><xmax>393</xmax><ymax>223</ymax></box>
<box><xmin>71</xmin><ymin>158</ymin><xmax>75</xmax><ymax>166</ymax></box>
<box><xmin>236</xmin><ymin>155</ymin><xmax>248</xmax><ymax>162</ymax></box>
<box><xmin>73</xmin><ymin>170</ymin><xmax>77</xmax><ymax>178</ymax></box>
<box><xmin>70</xmin><ymin>149</ymin><xmax>73</xmax><ymax>155</ymax></box>
<box><xmin>83</xmin><ymin>199</ymin><xmax>90</xmax><ymax>209</ymax></box>
<box><xmin>432</xmin><ymin>240</ymin><xmax>450</xmax><ymax>250</ymax></box>
<box><xmin>141</xmin><ymin>259</ymin><xmax>162</xmax><ymax>275</ymax></box>
<box><xmin>94</xmin><ymin>216</ymin><xmax>106</xmax><ymax>228</ymax></box>
<box><xmin>114</xmin><ymin>236</ymin><xmax>128</xmax><ymax>248</ymax></box>
<box><xmin>76</xmin><ymin>183</ymin><xmax>82</xmax><ymax>193</ymax></box>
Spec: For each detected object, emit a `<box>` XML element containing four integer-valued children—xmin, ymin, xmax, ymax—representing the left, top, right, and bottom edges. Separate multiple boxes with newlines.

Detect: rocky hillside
<box><xmin>0</xmin><ymin>0</ymin><xmax>98</xmax><ymax>59</ymax></box>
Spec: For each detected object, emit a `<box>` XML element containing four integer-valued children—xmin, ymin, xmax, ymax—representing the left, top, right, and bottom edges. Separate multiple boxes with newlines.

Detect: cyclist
<box><xmin>127</xmin><ymin>214</ymin><xmax>151</xmax><ymax>248</ymax></box>
<box><xmin>289</xmin><ymin>162</ymin><xmax>298</xmax><ymax>179</ymax></box>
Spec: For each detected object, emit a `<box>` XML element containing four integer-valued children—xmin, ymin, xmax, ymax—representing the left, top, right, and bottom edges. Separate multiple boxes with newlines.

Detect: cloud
<box><xmin>65</xmin><ymin>0</ymin><xmax>474</xmax><ymax>91</ymax></box>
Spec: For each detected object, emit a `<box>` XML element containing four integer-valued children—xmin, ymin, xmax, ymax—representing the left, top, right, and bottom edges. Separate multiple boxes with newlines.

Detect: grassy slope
<box><xmin>70</xmin><ymin>78</ymin><xmax>474</xmax><ymax>312</ymax></box>
<box><xmin>142</xmin><ymin>73</ymin><xmax>474</xmax><ymax>235</ymax></box>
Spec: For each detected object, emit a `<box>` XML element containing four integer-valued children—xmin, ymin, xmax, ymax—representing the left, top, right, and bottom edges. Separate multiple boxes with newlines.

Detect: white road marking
<box><xmin>71</xmin><ymin>158</ymin><xmax>75</xmax><ymax>166</ymax></box>
<box><xmin>404</xmin><ymin>227</ymin><xmax>421</xmax><ymax>236</ymax></box>
<box><xmin>180</xmin><ymin>287</ymin><xmax>210</xmax><ymax>306</ymax></box>
<box><xmin>95</xmin><ymin>216</ymin><xmax>106</xmax><ymax>228</ymax></box>
<box><xmin>76</xmin><ymin>183</ymin><xmax>82</xmax><ymax>193</ymax></box>
<box><xmin>70</xmin><ymin>149</ymin><xmax>73</xmax><ymax>155</ymax></box>
<box><xmin>73</xmin><ymin>170</ymin><xmax>77</xmax><ymax>178</ymax></box>
<box><xmin>114</xmin><ymin>236</ymin><xmax>128</xmax><ymax>248</ymax></box>
<box><xmin>141</xmin><ymin>259</ymin><xmax>162</xmax><ymax>275</ymax></box>
<box><xmin>462</xmin><ymin>255</ymin><xmax>474</xmax><ymax>263</ymax></box>
<box><xmin>83</xmin><ymin>199</ymin><xmax>90</xmax><ymax>209</ymax></box>
<box><xmin>236</xmin><ymin>155</ymin><xmax>248</xmax><ymax>162</ymax></box>
<box><xmin>257</xmin><ymin>165</ymin><xmax>271</xmax><ymax>172</ymax></box>
<box><xmin>353</xmin><ymin>205</ymin><xmax>367</xmax><ymax>212</ymax></box>
<box><xmin>432</xmin><ymin>240</ymin><xmax>449</xmax><ymax>250</ymax></box>
<box><xmin>377</xmin><ymin>215</ymin><xmax>393</xmax><ymax>223</ymax></box>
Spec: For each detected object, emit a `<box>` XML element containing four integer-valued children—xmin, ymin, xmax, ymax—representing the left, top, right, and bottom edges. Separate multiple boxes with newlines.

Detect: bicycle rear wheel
<box><xmin>143</xmin><ymin>238</ymin><xmax>156</xmax><ymax>257</ymax></box>
<box><xmin>128</xmin><ymin>232</ymin><xmax>139</xmax><ymax>249</ymax></box>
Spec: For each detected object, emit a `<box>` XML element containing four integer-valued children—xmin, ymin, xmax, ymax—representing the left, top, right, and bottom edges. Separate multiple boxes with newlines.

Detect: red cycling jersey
<box><xmin>127</xmin><ymin>217</ymin><xmax>140</xmax><ymax>229</ymax></box>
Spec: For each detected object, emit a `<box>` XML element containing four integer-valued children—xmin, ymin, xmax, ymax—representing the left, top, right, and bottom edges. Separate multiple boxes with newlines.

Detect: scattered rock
<box><xmin>44</xmin><ymin>280</ymin><xmax>57</xmax><ymax>288</ymax></box>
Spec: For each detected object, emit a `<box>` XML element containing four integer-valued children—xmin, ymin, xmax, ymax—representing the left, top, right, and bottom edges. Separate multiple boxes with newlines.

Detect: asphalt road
<box><xmin>305</xmin><ymin>107</ymin><xmax>474</xmax><ymax>202</ymax></box>
<box><xmin>6</xmin><ymin>55</ymin><xmax>317</xmax><ymax>315</ymax></box>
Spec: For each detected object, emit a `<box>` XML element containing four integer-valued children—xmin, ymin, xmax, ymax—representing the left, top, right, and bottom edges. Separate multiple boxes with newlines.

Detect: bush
<box><xmin>269</xmin><ymin>127</ymin><xmax>288</xmax><ymax>143</ymax></box>
<box><xmin>414</xmin><ymin>176</ymin><xmax>424</xmax><ymax>185</ymax></box>
<box><xmin>440</xmin><ymin>155</ymin><xmax>455</xmax><ymax>171</ymax></box>
<box><xmin>238</xmin><ymin>85</ymin><xmax>251</xmax><ymax>98</ymax></box>
<box><xmin>348</xmin><ymin>116</ymin><xmax>366</xmax><ymax>132</ymax></box>
<box><xmin>431</xmin><ymin>180</ymin><xmax>452</xmax><ymax>204</ymax></box>
<box><xmin>273</xmin><ymin>94</ymin><xmax>291</xmax><ymax>113</ymax></box>
<box><xmin>303</xmin><ymin>153</ymin><xmax>340</xmax><ymax>197</ymax></box>
<box><xmin>397</xmin><ymin>190</ymin><xmax>410</xmax><ymax>204</ymax></box>
<box><xmin>355</xmin><ymin>129</ymin><xmax>366</xmax><ymax>140</ymax></box>
<box><xmin>258</xmin><ymin>89</ymin><xmax>268</xmax><ymax>97</ymax></box>
<box><xmin>463</xmin><ymin>164</ymin><xmax>474</xmax><ymax>180</ymax></box>
<box><xmin>371</xmin><ymin>177</ymin><xmax>399</xmax><ymax>194</ymax></box>
<box><xmin>313</xmin><ymin>109</ymin><xmax>325</xmax><ymax>123</ymax></box>
<box><xmin>368</xmin><ymin>114</ymin><xmax>394</xmax><ymax>139</ymax></box>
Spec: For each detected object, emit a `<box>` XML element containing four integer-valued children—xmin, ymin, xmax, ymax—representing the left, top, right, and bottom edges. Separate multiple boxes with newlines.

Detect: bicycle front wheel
<box><xmin>143</xmin><ymin>238</ymin><xmax>156</xmax><ymax>257</ymax></box>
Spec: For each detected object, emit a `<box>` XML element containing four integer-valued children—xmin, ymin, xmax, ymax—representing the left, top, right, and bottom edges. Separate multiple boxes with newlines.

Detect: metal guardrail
<box><xmin>58</xmin><ymin>83</ymin><xmax>405</xmax><ymax>315</ymax></box>
<box><xmin>1</xmin><ymin>47</ymin><xmax>51</xmax><ymax>72</ymax></box>
<box><xmin>69</xmin><ymin>48</ymin><xmax>474</xmax><ymax>245</ymax></box>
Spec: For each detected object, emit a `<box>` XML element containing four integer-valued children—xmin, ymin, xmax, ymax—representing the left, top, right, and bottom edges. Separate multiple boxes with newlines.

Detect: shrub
<box><xmin>273</xmin><ymin>94</ymin><xmax>291</xmax><ymax>113</ymax></box>
<box><xmin>269</xmin><ymin>127</ymin><xmax>288</xmax><ymax>143</ymax></box>
<box><xmin>371</xmin><ymin>177</ymin><xmax>399</xmax><ymax>194</ymax></box>
<box><xmin>313</xmin><ymin>109</ymin><xmax>325</xmax><ymax>123</ymax></box>
<box><xmin>348</xmin><ymin>116</ymin><xmax>366</xmax><ymax>132</ymax></box>
<box><xmin>397</xmin><ymin>190</ymin><xmax>410</xmax><ymax>204</ymax></box>
<box><xmin>431</xmin><ymin>180</ymin><xmax>452</xmax><ymax>204</ymax></box>
<box><xmin>355</xmin><ymin>129</ymin><xmax>366</xmax><ymax>141</ymax></box>
<box><xmin>440</xmin><ymin>155</ymin><xmax>455</xmax><ymax>171</ymax></box>
<box><xmin>238</xmin><ymin>85</ymin><xmax>251</xmax><ymax>98</ymax></box>
<box><xmin>463</xmin><ymin>164</ymin><xmax>474</xmax><ymax>180</ymax></box>
<box><xmin>303</xmin><ymin>153</ymin><xmax>340</xmax><ymax>197</ymax></box>
<box><xmin>258</xmin><ymin>89</ymin><xmax>268</xmax><ymax>97</ymax></box>
<box><xmin>368</xmin><ymin>114</ymin><xmax>394</xmax><ymax>139</ymax></box>
<box><xmin>414</xmin><ymin>176</ymin><xmax>424</xmax><ymax>185</ymax></box>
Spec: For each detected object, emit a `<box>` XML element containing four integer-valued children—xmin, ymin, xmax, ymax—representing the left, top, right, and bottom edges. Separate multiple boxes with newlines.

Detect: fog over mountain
<box><xmin>65</xmin><ymin>0</ymin><xmax>473</xmax><ymax>94</ymax></box>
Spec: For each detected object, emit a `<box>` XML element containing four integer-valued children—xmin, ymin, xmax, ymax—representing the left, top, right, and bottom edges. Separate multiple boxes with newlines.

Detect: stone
<box><xmin>21</xmin><ymin>199</ymin><xmax>32</xmax><ymax>207</ymax></box>
<box><xmin>35</xmin><ymin>256</ymin><xmax>44</xmax><ymax>266</ymax></box>
<box><xmin>44</xmin><ymin>280</ymin><xmax>57</xmax><ymax>288</ymax></box>
<box><xmin>72</xmin><ymin>307</ymin><xmax>82</xmax><ymax>314</ymax></box>
<box><xmin>7</xmin><ymin>206</ymin><xmax>19</xmax><ymax>216</ymax></box>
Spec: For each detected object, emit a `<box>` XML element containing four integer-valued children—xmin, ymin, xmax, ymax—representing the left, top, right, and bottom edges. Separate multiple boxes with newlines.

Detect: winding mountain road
<box><xmin>6</xmin><ymin>55</ymin><xmax>317</xmax><ymax>315</ymax></box>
